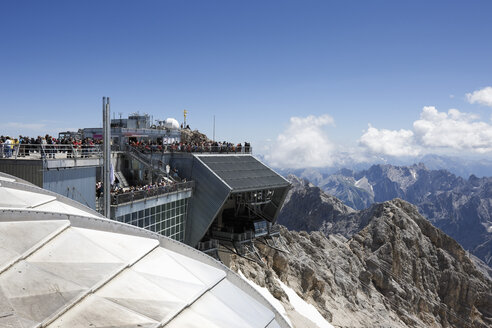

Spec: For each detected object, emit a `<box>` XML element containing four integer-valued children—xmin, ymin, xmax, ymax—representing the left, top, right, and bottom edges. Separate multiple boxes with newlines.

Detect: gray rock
<box><xmin>232</xmin><ymin>199</ymin><xmax>492</xmax><ymax>328</ymax></box>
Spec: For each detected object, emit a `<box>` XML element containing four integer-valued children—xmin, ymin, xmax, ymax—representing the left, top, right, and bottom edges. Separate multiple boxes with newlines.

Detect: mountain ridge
<box><xmin>282</xmin><ymin>164</ymin><xmax>492</xmax><ymax>267</ymax></box>
<box><xmin>232</xmin><ymin>198</ymin><xmax>492</xmax><ymax>327</ymax></box>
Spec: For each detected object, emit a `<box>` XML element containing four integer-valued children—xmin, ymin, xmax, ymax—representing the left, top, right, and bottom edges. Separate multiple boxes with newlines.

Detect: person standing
<box><xmin>4</xmin><ymin>137</ymin><xmax>12</xmax><ymax>158</ymax></box>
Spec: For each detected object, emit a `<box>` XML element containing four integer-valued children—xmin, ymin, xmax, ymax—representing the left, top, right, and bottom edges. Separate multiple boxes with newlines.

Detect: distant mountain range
<box><xmin>272</xmin><ymin>154</ymin><xmax>492</xmax><ymax>179</ymax></box>
<box><xmin>279</xmin><ymin>165</ymin><xmax>492</xmax><ymax>268</ymax></box>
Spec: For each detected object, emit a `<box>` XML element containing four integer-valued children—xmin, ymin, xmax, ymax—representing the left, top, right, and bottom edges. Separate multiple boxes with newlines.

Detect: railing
<box><xmin>211</xmin><ymin>230</ymin><xmax>254</xmax><ymax>242</ymax></box>
<box><xmin>126</xmin><ymin>146</ymin><xmax>170</xmax><ymax>179</ymax></box>
<box><xmin>268</xmin><ymin>224</ymin><xmax>280</xmax><ymax>236</ymax></box>
<box><xmin>197</xmin><ymin>239</ymin><xmax>220</xmax><ymax>252</ymax></box>
<box><xmin>128</xmin><ymin>144</ymin><xmax>252</xmax><ymax>155</ymax></box>
<box><xmin>0</xmin><ymin>144</ymin><xmax>102</xmax><ymax>160</ymax></box>
<box><xmin>109</xmin><ymin>181</ymin><xmax>194</xmax><ymax>205</ymax></box>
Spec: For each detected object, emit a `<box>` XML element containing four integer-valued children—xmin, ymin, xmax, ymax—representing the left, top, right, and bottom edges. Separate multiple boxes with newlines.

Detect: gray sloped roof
<box><xmin>0</xmin><ymin>175</ymin><xmax>290</xmax><ymax>328</ymax></box>
<box><xmin>195</xmin><ymin>155</ymin><xmax>290</xmax><ymax>192</ymax></box>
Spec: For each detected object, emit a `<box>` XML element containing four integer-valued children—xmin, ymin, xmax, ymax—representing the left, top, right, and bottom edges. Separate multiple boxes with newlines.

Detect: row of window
<box><xmin>115</xmin><ymin>198</ymin><xmax>188</xmax><ymax>242</ymax></box>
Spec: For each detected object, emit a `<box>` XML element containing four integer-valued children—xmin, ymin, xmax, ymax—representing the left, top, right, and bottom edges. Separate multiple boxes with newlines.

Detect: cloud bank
<box><xmin>360</xmin><ymin>106</ymin><xmax>492</xmax><ymax>156</ymax></box>
<box><xmin>265</xmin><ymin>108</ymin><xmax>492</xmax><ymax>169</ymax></box>
<box><xmin>263</xmin><ymin>115</ymin><xmax>337</xmax><ymax>168</ymax></box>
<box><xmin>262</xmin><ymin>88</ymin><xmax>492</xmax><ymax>169</ymax></box>
<box><xmin>359</xmin><ymin>125</ymin><xmax>417</xmax><ymax>157</ymax></box>
<box><xmin>466</xmin><ymin>86</ymin><xmax>492</xmax><ymax>107</ymax></box>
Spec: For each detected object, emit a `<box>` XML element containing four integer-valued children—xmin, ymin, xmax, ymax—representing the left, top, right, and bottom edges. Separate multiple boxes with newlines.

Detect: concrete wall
<box><xmin>43</xmin><ymin>167</ymin><xmax>97</xmax><ymax>209</ymax></box>
<box><xmin>0</xmin><ymin>158</ymin><xmax>99</xmax><ymax>210</ymax></box>
<box><xmin>150</xmin><ymin>153</ymin><xmax>194</xmax><ymax>179</ymax></box>
<box><xmin>0</xmin><ymin>159</ymin><xmax>44</xmax><ymax>187</ymax></box>
<box><xmin>186</xmin><ymin>156</ymin><xmax>231</xmax><ymax>246</ymax></box>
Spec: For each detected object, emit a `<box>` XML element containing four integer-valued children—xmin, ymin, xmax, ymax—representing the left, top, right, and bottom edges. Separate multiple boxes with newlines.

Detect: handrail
<box><xmin>126</xmin><ymin>146</ymin><xmax>170</xmax><ymax>178</ymax></box>
<box><xmin>128</xmin><ymin>144</ymin><xmax>252</xmax><ymax>154</ymax></box>
<box><xmin>109</xmin><ymin>181</ymin><xmax>194</xmax><ymax>205</ymax></box>
<box><xmin>197</xmin><ymin>239</ymin><xmax>220</xmax><ymax>251</ymax></box>
<box><xmin>211</xmin><ymin>230</ymin><xmax>254</xmax><ymax>242</ymax></box>
<box><xmin>0</xmin><ymin>144</ymin><xmax>102</xmax><ymax>160</ymax></box>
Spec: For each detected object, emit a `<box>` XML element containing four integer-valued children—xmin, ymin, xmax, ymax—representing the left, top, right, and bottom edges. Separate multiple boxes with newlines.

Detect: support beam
<box><xmin>103</xmin><ymin>97</ymin><xmax>111</xmax><ymax>218</ymax></box>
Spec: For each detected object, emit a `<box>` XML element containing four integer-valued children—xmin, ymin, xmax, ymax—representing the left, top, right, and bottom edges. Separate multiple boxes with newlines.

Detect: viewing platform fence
<box><xmin>211</xmin><ymin>230</ymin><xmax>255</xmax><ymax>243</ymax></box>
<box><xmin>197</xmin><ymin>240</ymin><xmax>220</xmax><ymax>252</ymax></box>
<box><xmin>0</xmin><ymin>144</ymin><xmax>102</xmax><ymax>160</ymax></box>
<box><xmin>108</xmin><ymin>181</ymin><xmax>194</xmax><ymax>206</ymax></box>
<box><xmin>125</xmin><ymin>144</ymin><xmax>252</xmax><ymax>155</ymax></box>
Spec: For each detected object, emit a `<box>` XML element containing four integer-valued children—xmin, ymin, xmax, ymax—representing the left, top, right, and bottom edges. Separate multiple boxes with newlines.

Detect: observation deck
<box><xmin>0</xmin><ymin>144</ymin><xmax>102</xmax><ymax>209</ymax></box>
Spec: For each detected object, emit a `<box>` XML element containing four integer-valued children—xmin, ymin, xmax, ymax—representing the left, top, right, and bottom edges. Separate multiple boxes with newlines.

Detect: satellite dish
<box><xmin>166</xmin><ymin>165</ymin><xmax>170</xmax><ymax>174</ymax></box>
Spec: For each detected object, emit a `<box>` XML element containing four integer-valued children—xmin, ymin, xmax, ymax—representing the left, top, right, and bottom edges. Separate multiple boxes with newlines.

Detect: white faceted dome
<box><xmin>164</xmin><ymin>118</ymin><xmax>180</xmax><ymax>129</ymax></box>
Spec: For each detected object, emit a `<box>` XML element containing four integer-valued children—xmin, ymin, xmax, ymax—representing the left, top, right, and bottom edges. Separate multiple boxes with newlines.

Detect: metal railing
<box><xmin>0</xmin><ymin>144</ymin><xmax>102</xmax><ymax>160</ymax></box>
<box><xmin>197</xmin><ymin>239</ymin><xmax>220</xmax><ymax>252</ymax></box>
<box><xmin>211</xmin><ymin>230</ymin><xmax>254</xmax><ymax>242</ymax></box>
<box><xmin>128</xmin><ymin>144</ymin><xmax>252</xmax><ymax>154</ymax></box>
<box><xmin>109</xmin><ymin>181</ymin><xmax>194</xmax><ymax>205</ymax></box>
<box><xmin>268</xmin><ymin>224</ymin><xmax>280</xmax><ymax>236</ymax></box>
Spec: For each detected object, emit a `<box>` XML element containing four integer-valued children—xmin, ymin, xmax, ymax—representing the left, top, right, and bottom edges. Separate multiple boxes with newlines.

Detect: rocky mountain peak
<box><xmin>232</xmin><ymin>198</ymin><xmax>492</xmax><ymax>327</ymax></box>
<box><xmin>300</xmin><ymin>164</ymin><xmax>492</xmax><ymax>266</ymax></box>
<box><xmin>348</xmin><ymin>198</ymin><xmax>491</xmax><ymax>327</ymax></box>
<box><xmin>279</xmin><ymin>175</ymin><xmax>355</xmax><ymax>233</ymax></box>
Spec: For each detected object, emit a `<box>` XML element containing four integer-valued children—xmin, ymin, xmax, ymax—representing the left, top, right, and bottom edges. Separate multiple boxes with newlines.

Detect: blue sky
<box><xmin>1</xmin><ymin>1</ymin><xmax>492</xmax><ymax>167</ymax></box>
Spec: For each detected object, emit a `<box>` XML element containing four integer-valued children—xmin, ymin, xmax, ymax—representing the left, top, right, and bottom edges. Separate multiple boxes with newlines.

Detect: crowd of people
<box><xmin>130</xmin><ymin>140</ymin><xmax>251</xmax><ymax>154</ymax></box>
<box><xmin>0</xmin><ymin>134</ymin><xmax>101</xmax><ymax>159</ymax></box>
<box><xmin>97</xmin><ymin>175</ymin><xmax>189</xmax><ymax>204</ymax></box>
<box><xmin>1</xmin><ymin>133</ymin><xmax>251</xmax><ymax>159</ymax></box>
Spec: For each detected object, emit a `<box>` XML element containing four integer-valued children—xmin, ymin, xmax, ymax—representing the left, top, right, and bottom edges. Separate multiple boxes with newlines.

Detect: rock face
<box><xmin>180</xmin><ymin>128</ymin><xmax>211</xmax><ymax>144</ymax></box>
<box><xmin>231</xmin><ymin>200</ymin><xmax>492</xmax><ymax>328</ymax></box>
<box><xmin>306</xmin><ymin>164</ymin><xmax>492</xmax><ymax>267</ymax></box>
<box><xmin>278</xmin><ymin>175</ymin><xmax>355</xmax><ymax>233</ymax></box>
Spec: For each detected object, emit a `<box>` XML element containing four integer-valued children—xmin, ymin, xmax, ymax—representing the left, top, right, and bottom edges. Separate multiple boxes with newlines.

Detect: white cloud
<box><xmin>413</xmin><ymin>106</ymin><xmax>492</xmax><ymax>153</ymax></box>
<box><xmin>264</xmin><ymin>104</ymin><xmax>492</xmax><ymax>169</ymax></box>
<box><xmin>359</xmin><ymin>125</ymin><xmax>420</xmax><ymax>157</ymax></box>
<box><xmin>359</xmin><ymin>106</ymin><xmax>492</xmax><ymax>157</ymax></box>
<box><xmin>466</xmin><ymin>86</ymin><xmax>492</xmax><ymax>107</ymax></box>
<box><xmin>263</xmin><ymin>114</ymin><xmax>337</xmax><ymax>168</ymax></box>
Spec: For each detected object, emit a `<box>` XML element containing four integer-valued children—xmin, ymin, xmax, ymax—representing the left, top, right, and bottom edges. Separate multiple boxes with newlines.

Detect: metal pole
<box><xmin>213</xmin><ymin>115</ymin><xmax>215</xmax><ymax>142</ymax></box>
<box><xmin>103</xmin><ymin>97</ymin><xmax>111</xmax><ymax>218</ymax></box>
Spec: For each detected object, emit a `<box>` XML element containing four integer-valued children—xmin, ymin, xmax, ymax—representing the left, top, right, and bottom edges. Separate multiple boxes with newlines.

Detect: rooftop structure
<box><xmin>83</xmin><ymin>113</ymin><xmax>182</xmax><ymax>149</ymax></box>
<box><xmin>1</xmin><ymin>111</ymin><xmax>289</xmax><ymax>261</ymax></box>
<box><xmin>0</xmin><ymin>171</ymin><xmax>290</xmax><ymax>327</ymax></box>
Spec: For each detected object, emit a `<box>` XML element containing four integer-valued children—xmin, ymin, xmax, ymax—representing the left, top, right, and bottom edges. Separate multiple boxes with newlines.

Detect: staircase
<box><xmin>126</xmin><ymin>146</ymin><xmax>168</xmax><ymax>180</ymax></box>
<box><xmin>114</xmin><ymin>171</ymin><xmax>129</xmax><ymax>188</ymax></box>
